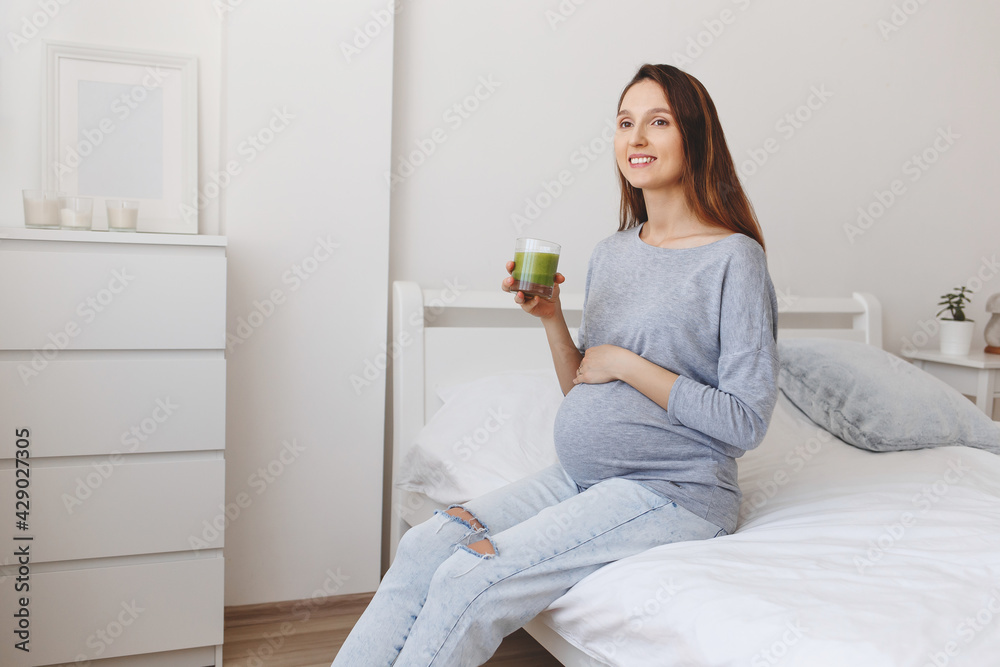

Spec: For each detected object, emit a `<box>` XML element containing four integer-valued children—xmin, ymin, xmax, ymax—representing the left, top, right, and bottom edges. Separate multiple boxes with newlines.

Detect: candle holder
<box><xmin>22</xmin><ymin>189</ymin><xmax>63</xmax><ymax>229</ymax></box>
<box><xmin>58</xmin><ymin>196</ymin><xmax>94</xmax><ymax>230</ymax></box>
<box><xmin>106</xmin><ymin>199</ymin><xmax>140</xmax><ymax>232</ymax></box>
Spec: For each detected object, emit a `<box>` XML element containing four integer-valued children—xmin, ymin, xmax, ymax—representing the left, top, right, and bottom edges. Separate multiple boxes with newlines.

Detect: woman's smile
<box><xmin>628</xmin><ymin>153</ymin><xmax>657</xmax><ymax>168</ymax></box>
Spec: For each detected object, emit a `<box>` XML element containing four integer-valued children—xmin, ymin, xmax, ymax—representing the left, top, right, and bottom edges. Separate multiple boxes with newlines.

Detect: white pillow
<box><xmin>395</xmin><ymin>369</ymin><xmax>564</xmax><ymax>504</ymax></box>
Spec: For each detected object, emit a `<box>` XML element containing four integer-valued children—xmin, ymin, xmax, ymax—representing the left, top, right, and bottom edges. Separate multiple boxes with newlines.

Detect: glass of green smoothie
<box><xmin>511</xmin><ymin>237</ymin><xmax>561</xmax><ymax>299</ymax></box>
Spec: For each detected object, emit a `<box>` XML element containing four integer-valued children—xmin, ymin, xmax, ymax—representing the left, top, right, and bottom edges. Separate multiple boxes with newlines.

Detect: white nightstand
<box><xmin>901</xmin><ymin>348</ymin><xmax>1000</xmax><ymax>418</ymax></box>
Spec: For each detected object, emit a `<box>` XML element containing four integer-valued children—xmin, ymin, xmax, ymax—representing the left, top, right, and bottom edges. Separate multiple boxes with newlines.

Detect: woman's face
<box><xmin>615</xmin><ymin>79</ymin><xmax>686</xmax><ymax>192</ymax></box>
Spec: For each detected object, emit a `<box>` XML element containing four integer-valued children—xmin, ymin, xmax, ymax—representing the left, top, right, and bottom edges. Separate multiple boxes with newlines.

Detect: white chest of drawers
<box><xmin>0</xmin><ymin>227</ymin><xmax>227</xmax><ymax>667</ymax></box>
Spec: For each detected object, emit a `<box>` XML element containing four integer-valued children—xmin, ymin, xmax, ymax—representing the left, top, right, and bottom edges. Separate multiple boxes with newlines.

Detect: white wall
<box><xmin>222</xmin><ymin>1</ymin><xmax>393</xmax><ymax>604</ymax></box>
<box><xmin>0</xmin><ymin>0</ymin><xmax>223</xmax><ymax>234</ymax></box>
<box><xmin>389</xmin><ymin>0</ymin><xmax>1000</xmax><ymax>421</ymax></box>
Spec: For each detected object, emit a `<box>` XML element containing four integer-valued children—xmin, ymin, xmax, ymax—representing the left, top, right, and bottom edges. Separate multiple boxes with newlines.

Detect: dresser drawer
<box><xmin>0</xmin><ymin>458</ymin><xmax>224</xmax><ymax>563</ymax></box>
<box><xmin>0</xmin><ymin>358</ymin><xmax>225</xmax><ymax>458</ymax></box>
<box><xmin>46</xmin><ymin>646</ymin><xmax>217</xmax><ymax>667</ymax></box>
<box><xmin>1</xmin><ymin>556</ymin><xmax>223</xmax><ymax>667</ymax></box>
<box><xmin>0</xmin><ymin>249</ymin><xmax>225</xmax><ymax>350</ymax></box>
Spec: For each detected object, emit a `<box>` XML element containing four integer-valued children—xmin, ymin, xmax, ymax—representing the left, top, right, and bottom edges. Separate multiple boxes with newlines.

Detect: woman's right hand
<box><xmin>502</xmin><ymin>260</ymin><xmax>565</xmax><ymax>320</ymax></box>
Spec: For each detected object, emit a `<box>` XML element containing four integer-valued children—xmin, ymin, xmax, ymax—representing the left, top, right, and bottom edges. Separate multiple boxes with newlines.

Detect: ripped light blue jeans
<box><xmin>331</xmin><ymin>463</ymin><xmax>727</xmax><ymax>667</ymax></box>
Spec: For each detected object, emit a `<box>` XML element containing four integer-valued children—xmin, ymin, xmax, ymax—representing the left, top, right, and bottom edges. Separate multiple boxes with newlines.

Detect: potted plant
<box><xmin>936</xmin><ymin>285</ymin><xmax>975</xmax><ymax>355</ymax></box>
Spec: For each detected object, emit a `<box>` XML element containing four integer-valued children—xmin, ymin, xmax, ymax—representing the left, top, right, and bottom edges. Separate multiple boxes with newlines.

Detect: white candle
<box><xmin>107</xmin><ymin>206</ymin><xmax>138</xmax><ymax>231</ymax></box>
<box><xmin>24</xmin><ymin>197</ymin><xmax>59</xmax><ymax>227</ymax></box>
<box><xmin>24</xmin><ymin>198</ymin><xmax>45</xmax><ymax>226</ymax></box>
<box><xmin>60</xmin><ymin>208</ymin><xmax>93</xmax><ymax>229</ymax></box>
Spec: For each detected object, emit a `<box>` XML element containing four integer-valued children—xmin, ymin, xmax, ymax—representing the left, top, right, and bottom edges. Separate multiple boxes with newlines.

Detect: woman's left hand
<box><xmin>573</xmin><ymin>345</ymin><xmax>632</xmax><ymax>385</ymax></box>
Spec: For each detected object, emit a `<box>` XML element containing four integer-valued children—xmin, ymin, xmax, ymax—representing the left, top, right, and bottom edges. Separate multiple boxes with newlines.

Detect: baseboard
<box><xmin>225</xmin><ymin>591</ymin><xmax>375</xmax><ymax>628</ymax></box>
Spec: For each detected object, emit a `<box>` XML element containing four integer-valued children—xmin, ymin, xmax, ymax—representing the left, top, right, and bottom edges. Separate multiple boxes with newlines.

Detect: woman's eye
<box><xmin>653</xmin><ymin>119</ymin><xmax>668</xmax><ymax>126</ymax></box>
<box><xmin>619</xmin><ymin>120</ymin><xmax>632</xmax><ymax>128</ymax></box>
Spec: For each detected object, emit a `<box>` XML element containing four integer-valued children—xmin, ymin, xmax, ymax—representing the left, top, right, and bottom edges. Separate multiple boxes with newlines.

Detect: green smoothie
<box><xmin>511</xmin><ymin>250</ymin><xmax>560</xmax><ymax>298</ymax></box>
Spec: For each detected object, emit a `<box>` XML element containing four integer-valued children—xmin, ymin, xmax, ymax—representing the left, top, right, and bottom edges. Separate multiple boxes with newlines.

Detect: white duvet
<box><xmin>539</xmin><ymin>392</ymin><xmax>1000</xmax><ymax>667</ymax></box>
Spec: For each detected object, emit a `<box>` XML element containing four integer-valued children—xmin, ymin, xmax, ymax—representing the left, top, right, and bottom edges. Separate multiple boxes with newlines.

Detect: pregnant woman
<box><xmin>332</xmin><ymin>63</ymin><xmax>779</xmax><ymax>667</ymax></box>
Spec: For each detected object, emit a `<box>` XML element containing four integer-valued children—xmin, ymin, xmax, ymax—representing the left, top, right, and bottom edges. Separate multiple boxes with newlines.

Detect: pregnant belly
<box><xmin>553</xmin><ymin>380</ymin><xmax>674</xmax><ymax>486</ymax></box>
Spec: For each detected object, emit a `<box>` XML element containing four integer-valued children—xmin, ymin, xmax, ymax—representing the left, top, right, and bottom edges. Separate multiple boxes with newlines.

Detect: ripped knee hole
<box><xmin>445</xmin><ymin>507</ymin><xmax>484</xmax><ymax>531</ymax></box>
<box><xmin>468</xmin><ymin>538</ymin><xmax>495</xmax><ymax>556</ymax></box>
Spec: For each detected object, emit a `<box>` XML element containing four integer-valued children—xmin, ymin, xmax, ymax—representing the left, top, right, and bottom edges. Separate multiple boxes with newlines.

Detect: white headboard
<box><xmin>388</xmin><ymin>280</ymin><xmax>882</xmax><ymax>561</ymax></box>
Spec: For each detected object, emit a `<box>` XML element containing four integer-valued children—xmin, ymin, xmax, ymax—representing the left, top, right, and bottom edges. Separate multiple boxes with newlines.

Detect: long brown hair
<box><xmin>616</xmin><ymin>64</ymin><xmax>766</xmax><ymax>253</ymax></box>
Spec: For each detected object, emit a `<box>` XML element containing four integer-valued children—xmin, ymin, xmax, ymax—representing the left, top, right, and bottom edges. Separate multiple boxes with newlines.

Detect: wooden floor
<box><xmin>223</xmin><ymin>592</ymin><xmax>562</xmax><ymax>666</ymax></box>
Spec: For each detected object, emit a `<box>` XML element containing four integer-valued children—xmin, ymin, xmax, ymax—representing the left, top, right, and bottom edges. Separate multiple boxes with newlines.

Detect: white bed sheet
<box><xmin>538</xmin><ymin>392</ymin><xmax>1000</xmax><ymax>667</ymax></box>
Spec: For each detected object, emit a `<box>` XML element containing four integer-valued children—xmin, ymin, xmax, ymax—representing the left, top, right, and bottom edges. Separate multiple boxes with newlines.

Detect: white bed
<box><xmin>388</xmin><ymin>280</ymin><xmax>1000</xmax><ymax>666</ymax></box>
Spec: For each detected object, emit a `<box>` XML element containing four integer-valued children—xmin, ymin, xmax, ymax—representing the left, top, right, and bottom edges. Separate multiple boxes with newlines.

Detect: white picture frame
<box><xmin>44</xmin><ymin>41</ymin><xmax>198</xmax><ymax>234</ymax></box>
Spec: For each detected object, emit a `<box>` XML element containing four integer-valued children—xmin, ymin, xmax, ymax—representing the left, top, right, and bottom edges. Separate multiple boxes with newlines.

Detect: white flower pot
<box><xmin>939</xmin><ymin>319</ymin><xmax>975</xmax><ymax>355</ymax></box>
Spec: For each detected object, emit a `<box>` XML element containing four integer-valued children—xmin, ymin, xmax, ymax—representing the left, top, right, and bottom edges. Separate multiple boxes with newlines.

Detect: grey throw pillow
<box><xmin>777</xmin><ymin>338</ymin><xmax>1000</xmax><ymax>455</ymax></box>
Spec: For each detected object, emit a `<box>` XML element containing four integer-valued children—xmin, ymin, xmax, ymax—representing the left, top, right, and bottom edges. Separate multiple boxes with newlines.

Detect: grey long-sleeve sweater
<box><xmin>553</xmin><ymin>222</ymin><xmax>779</xmax><ymax>534</ymax></box>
